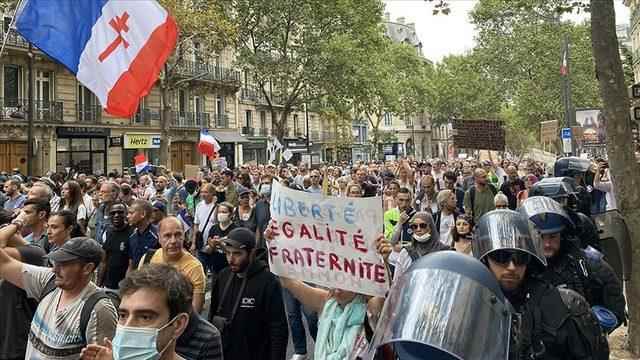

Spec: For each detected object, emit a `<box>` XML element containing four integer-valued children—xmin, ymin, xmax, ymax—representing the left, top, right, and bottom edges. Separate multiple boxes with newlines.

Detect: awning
<box><xmin>213</xmin><ymin>131</ymin><xmax>251</xmax><ymax>143</ymax></box>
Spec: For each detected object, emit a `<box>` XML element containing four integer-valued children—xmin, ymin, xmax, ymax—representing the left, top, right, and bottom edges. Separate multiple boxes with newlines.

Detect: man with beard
<box><xmin>473</xmin><ymin>210</ymin><xmax>609</xmax><ymax>360</ymax></box>
<box><xmin>3</xmin><ymin>179</ymin><xmax>26</xmax><ymax>212</ymax></box>
<box><xmin>464</xmin><ymin>168</ymin><xmax>497</xmax><ymax>223</ymax></box>
<box><xmin>519</xmin><ymin>196</ymin><xmax>626</xmax><ymax>331</ymax></box>
<box><xmin>208</xmin><ymin>227</ymin><xmax>288</xmax><ymax>360</ymax></box>
<box><xmin>98</xmin><ymin>202</ymin><xmax>132</xmax><ymax>292</ymax></box>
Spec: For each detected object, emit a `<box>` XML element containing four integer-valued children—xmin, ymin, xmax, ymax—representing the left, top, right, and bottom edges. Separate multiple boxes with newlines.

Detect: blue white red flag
<box><xmin>198</xmin><ymin>129</ymin><xmax>221</xmax><ymax>158</ymax></box>
<box><xmin>134</xmin><ymin>154</ymin><xmax>151</xmax><ymax>173</ymax></box>
<box><xmin>15</xmin><ymin>0</ymin><xmax>178</xmax><ymax>118</ymax></box>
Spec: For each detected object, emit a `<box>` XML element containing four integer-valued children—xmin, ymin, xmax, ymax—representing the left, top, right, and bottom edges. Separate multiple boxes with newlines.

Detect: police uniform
<box><xmin>472</xmin><ymin>210</ymin><xmax>609</xmax><ymax>360</ymax></box>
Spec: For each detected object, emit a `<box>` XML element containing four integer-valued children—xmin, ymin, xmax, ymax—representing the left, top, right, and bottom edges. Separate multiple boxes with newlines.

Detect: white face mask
<box><xmin>217</xmin><ymin>213</ymin><xmax>230</xmax><ymax>223</ymax></box>
<box><xmin>413</xmin><ymin>233</ymin><xmax>431</xmax><ymax>243</ymax></box>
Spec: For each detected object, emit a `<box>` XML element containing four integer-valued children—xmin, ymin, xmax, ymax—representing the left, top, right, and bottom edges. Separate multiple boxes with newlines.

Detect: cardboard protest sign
<box><xmin>268</xmin><ymin>180</ymin><xmax>388</xmax><ymax>297</ymax></box>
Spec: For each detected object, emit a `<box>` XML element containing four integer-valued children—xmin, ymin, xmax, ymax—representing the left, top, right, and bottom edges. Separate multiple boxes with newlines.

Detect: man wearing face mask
<box><xmin>82</xmin><ymin>264</ymin><xmax>209</xmax><ymax>360</ymax></box>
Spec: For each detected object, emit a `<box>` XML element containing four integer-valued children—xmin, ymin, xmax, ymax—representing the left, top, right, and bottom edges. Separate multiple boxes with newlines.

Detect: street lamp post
<box><xmin>27</xmin><ymin>44</ymin><xmax>34</xmax><ymax>177</ymax></box>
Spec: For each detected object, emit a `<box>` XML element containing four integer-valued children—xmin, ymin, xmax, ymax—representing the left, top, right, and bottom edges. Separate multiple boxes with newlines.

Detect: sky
<box><xmin>383</xmin><ymin>0</ymin><xmax>632</xmax><ymax>63</ymax></box>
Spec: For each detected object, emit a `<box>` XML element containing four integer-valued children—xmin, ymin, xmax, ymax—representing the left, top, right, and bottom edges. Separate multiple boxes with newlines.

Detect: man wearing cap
<box><xmin>141</xmin><ymin>216</ymin><xmax>206</xmax><ymax>313</ymax></box>
<box><xmin>208</xmin><ymin>227</ymin><xmax>288</xmax><ymax>360</ymax></box>
<box><xmin>151</xmin><ymin>199</ymin><xmax>168</xmax><ymax>226</ymax></box>
<box><xmin>0</xmin><ymin>236</ymin><xmax>117</xmax><ymax>359</ymax></box>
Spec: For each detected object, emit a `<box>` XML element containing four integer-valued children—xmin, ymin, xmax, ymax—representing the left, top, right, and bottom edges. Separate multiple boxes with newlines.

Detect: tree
<box><xmin>470</xmin><ymin>0</ymin><xmax>602</xmax><ymax>128</ymax></box>
<box><xmin>590</xmin><ymin>1</ymin><xmax>640</xmax><ymax>355</ymax></box>
<box><xmin>156</xmin><ymin>0</ymin><xmax>235</xmax><ymax>166</ymax></box>
<box><xmin>349</xmin><ymin>40</ymin><xmax>431</xmax><ymax>159</ymax></box>
<box><xmin>428</xmin><ymin>52</ymin><xmax>504</xmax><ymax>123</ymax></box>
<box><xmin>230</xmin><ymin>0</ymin><xmax>384</xmax><ymax>142</ymax></box>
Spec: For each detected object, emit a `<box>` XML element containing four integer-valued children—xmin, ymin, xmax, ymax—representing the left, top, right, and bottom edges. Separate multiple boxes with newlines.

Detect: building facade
<box><xmin>624</xmin><ymin>0</ymin><xmax>640</xmax><ymax>81</ymax></box>
<box><xmin>0</xmin><ymin>18</ymin><xmax>325</xmax><ymax>174</ymax></box>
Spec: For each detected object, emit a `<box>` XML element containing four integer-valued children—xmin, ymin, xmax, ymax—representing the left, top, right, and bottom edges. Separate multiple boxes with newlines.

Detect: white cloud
<box><xmin>383</xmin><ymin>0</ymin><xmax>631</xmax><ymax>63</ymax></box>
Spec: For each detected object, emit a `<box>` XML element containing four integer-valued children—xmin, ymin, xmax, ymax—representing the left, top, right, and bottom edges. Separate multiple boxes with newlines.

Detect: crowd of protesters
<box><xmin>0</xmin><ymin>153</ymin><xmax>623</xmax><ymax>360</ymax></box>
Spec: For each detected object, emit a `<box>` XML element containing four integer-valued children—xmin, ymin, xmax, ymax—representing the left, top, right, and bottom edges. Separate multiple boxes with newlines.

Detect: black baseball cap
<box><xmin>223</xmin><ymin>228</ymin><xmax>256</xmax><ymax>250</ymax></box>
<box><xmin>47</xmin><ymin>237</ymin><xmax>104</xmax><ymax>266</ymax></box>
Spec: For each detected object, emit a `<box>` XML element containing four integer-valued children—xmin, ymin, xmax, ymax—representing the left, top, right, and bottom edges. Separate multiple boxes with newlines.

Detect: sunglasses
<box><xmin>410</xmin><ymin>223</ymin><xmax>428</xmax><ymax>230</ymax></box>
<box><xmin>488</xmin><ymin>250</ymin><xmax>531</xmax><ymax>266</ymax></box>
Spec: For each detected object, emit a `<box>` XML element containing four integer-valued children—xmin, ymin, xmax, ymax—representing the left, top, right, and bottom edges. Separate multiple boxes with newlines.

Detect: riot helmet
<box><xmin>364</xmin><ymin>251</ymin><xmax>512</xmax><ymax>360</ymax></box>
<box><xmin>553</xmin><ymin>157</ymin><xmax>590</xmax><ymax>178</ymax></box>
<box><xmin>529</xmin><ymin>177</ymin><xmax>580</xmax><ymax>211</ymax></box>
<box><xmin>472</xmin><ymin>209</ymin><xmax>546</xmax><ymax>268</ymax></box>
<box><xmin>518</xmin><ymin>196</ymin><xmax>574</xmax><ymax>235</ymax></box>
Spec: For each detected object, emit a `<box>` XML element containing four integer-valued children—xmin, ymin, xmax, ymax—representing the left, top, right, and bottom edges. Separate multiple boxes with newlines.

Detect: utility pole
<box><xmin>561</xmin><ymin>34</ymin><xmax>575</xmax><ymax>155</ymax></box>
<box><xmin>27</xmin><ymin>44</ymin><xmax>34</xmax><ymax>176</ymax></box>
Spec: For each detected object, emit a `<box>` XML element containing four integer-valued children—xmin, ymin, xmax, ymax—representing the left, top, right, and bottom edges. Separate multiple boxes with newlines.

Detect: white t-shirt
<box><xmin>439</xmin><ymin>213</ymin><xmax>455</xmax><ymax>245</ymax></box>
<box><xmin>21</xmin><ymin>264</ymin><xmax>117</xmax><ymax>359</ymax></box>
<box><xmin>195</xmin><ymin>200</ymin><xmax>216</xmax><ymax>236</ymax></box>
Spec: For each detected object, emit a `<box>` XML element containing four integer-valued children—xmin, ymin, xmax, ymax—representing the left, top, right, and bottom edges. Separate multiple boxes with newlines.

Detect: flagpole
<box><xmin>561</xmin><ymin>34</ymin><xmax>575</xmax><ymax>156</ymax></box>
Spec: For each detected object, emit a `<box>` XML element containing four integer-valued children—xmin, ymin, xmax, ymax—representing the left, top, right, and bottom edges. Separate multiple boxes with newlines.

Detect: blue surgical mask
<box><xmin>112</xmin><ymin>317</ymin><xmax>178</xmax><ymax>360</ymax></box>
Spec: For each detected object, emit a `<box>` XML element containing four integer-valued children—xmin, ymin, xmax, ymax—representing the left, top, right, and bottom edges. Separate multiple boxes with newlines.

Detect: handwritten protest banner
<box><xmin>268</xmin><ymin>180</ymin><xmax>388</xmax><ymax>297</ymax></box>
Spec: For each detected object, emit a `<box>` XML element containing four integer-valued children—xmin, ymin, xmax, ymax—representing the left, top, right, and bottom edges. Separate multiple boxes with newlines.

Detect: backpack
<box><xmin>40</xmin><ymin>278</ymin><xmax>120</xmax><ymax>344</ymax></box>
<box><xmin>142</xmin><ymin>248</ymin><xmax>157</xmax><ymax>265</ymax></box>
<box><xmin>469</xmin><ymin>184</ymin><xmax>497</xmax><ymax>214</ymax></box>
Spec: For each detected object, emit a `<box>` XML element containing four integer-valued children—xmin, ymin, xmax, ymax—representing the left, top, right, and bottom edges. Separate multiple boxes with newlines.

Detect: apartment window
<box><xmin>260</xmin><ymin>111</ymin><xmax>266</xmax><ymax>129</ymax></box>
<box><xmin>77</xmin><ymin>84</ymin><xmax>99</xmax><ymax>122</ymax></box>
<box><xmin>133</xmin><ymin>98</ymin><xmax>146</xmax><ymax>124</ymax></box>
<box><xmin>178</xmin><ymin>90</ymin><xmax>186</xmax><ymax>116</ymax></box>
<box><xmin>384</xmin><ymin>112</ymin><xmax>393</xmax><ymax>126</ymax></box>
<box><xmin>3</xmin><ymin>64</ymin><xmax>21</xmax><ymax>106</ymax></box>
<box><xmin>245</xmin><ymin>110</ymin><xmax>252</xmax><ymax>128</ymax></box>
<box><xmin>293</xmin><ymin>114</ymin><xmax>299</xmax><ymax>134</ymax></box>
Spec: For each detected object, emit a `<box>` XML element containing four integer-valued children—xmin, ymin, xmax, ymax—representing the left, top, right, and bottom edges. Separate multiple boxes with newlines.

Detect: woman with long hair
<box><xmin>61</xmin><ymin>180</ymin><xmax>87</xmax><ymax>233</ymax></box>
<box><xmin>450</xmin><ymin>214</ymin><xmax>474</xmax><ymax>256</ymax></box>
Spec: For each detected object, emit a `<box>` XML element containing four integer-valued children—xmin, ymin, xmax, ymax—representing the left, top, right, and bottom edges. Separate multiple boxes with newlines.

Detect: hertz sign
<box><xmin>123</xmin><ymin>134</ymin><xmax>161</xmax><ymax>149</ymax></box>
<box><xmin>452</xmin><ymin>119</ymin><xmax>505</xmax><ymax>151</ymax></box>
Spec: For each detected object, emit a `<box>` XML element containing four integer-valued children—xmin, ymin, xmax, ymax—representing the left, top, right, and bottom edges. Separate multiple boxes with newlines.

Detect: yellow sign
<box><xmin>124</xmin><ymin>134</ymin><xmax>161</xmax><ymax>149</ymax></box>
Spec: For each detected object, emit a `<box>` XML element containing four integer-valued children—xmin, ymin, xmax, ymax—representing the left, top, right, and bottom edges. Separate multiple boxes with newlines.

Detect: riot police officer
<box><xmin>529</xmin><ymin>176</ymin><xmax>600</xmax><ymax>250</ymax></box>
<box><xmin>364</xmin><ymin>251</ymin><xmax>512</xmax><ymax>360</ymax></box>
<box><xmin>519</xmin><ymin>196</ymin><xmax>626</xmax><ymax>331</ymax></box>
<box><xmin>473</xmin><ymin>209</ymin><xmax>609</xmax><ymax>360</ymax></box>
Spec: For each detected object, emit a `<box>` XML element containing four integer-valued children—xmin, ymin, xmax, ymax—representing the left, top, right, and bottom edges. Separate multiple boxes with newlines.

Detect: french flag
<box><xmin>15</xmin><ymin>0</ymin><xmax>178</xmax><ymax>118</ymax></box>
<box><xmin>198</xmin><ymin>129</ymin><xmax>221</xmax><ymax>158</ymax></box>
<box><xmin>134</xmin><ymin>154</ymin><xmax>151</xmax><ymax>174</ymax></box>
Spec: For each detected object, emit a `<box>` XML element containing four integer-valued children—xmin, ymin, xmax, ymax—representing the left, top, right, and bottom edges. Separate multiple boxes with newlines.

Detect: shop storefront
<box><xmin>242</xmin><ymin>140</ymin><xmax>267</xmax><ymax>165</ymax></box>
<box><xmin>212</xmin><ymin>131</ymin><xmax>251</xmax><ymax>169</ymax></box>
<box><xmin>122</xmin><ymin>133</ymin><xmax>162</xmax><ymax>170</ymax></box>
<box><xmin>56</xmin><ymin>127</ymin><xmax>109</xmax><ymax>175</ymax></box>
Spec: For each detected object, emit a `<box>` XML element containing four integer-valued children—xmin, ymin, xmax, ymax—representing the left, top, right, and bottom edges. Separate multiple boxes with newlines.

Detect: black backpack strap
<box><xmin>406</xmin><ymin>247</ymin><xmax>420</xmax><ymax>262</ymax></box>
<box><xmin>79</xmin><ymin>291</ymin><xmax>112</xmax><ymax>344</ymax></box>
<box><xmin>469</xmin><ymin>186</ymin><xmax>476</xmax><ymax>215</ymax></box>
<box><xmin>142</xmin><ymin>249</ymin><xmax>157</xmax><ymax>265</ymax></box>
<box><xmin>40</xmin><ymin>276</ymin><xmax>57</xmax><ymax>301</ymax></box>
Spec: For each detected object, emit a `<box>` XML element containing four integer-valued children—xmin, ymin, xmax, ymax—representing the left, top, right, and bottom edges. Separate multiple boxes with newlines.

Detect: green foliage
<box><xmin>427</xmin><ymin>52</ymin><xmax>504</xmax><ymax>123</ymax></box>
<box><xmin>230</xmin><ymin>0</ymin><xmax>385</xmax><ymax>140</ymax></box>
<box><xmin>470</xmin><ymin>0</ymin><xmax>602</xmax><ymax>130</ymax></box>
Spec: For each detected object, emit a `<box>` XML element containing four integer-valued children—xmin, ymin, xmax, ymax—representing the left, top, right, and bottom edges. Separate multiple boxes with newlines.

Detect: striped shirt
<box><xmin>176</xmin><ymin>312</ymin><xmax>223</xmax><ymax>360</ymax></box>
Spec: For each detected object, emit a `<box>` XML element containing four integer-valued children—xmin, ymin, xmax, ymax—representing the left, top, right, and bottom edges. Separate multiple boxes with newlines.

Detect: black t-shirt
<box><xmin>102</xmin><ymin>225</ymin><xmax>132</xmax><ymax>289</ymax></box>
<box><xmin>0</xmin><ymin>245</ymin><xmax>46</xmax><ymax>358</ymax></box>
<box><xmin>207</xmin><ymin>223</ymin><xmax>238</xmax><ymax>273</ymax></box>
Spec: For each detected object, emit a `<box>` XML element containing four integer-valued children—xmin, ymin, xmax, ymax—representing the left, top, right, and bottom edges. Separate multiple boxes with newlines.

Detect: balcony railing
<box><xmin>76</xmin><ymin>105</ymin><xmax>102</xmax><ymax>123</ymax></box>
<box><xmin>174</xmin><ymin>60</ymin><xmax>241</xmax><ymax>86</ymax></box>
<box><xmin>241</xmin><ymin>126</ymin><xmax>255</xmax><ymax>136</ymax></box>
<box><xmin>256</xmin><ymin>128</ymin><xmax>270</xmax><ymax>137</ymax></box>
<box><xmin>0</xmin><ymin>98</ymin><xmax>63</xmax><ymax>123</ymax></box>
<box><xmin>2</xmin><ymin>29</ymin><xmax>30</xmax><ymax>49</ymax></box>
<box><xmin>131</xmin><ymin>108</ymin><xmax>160</xmax><ymax>125</ymax></box>
<box><xmin>171</xmin><ymin>112</ymin><xmax>210</xmax><ymax>128</ymax></box>
<box><xmin>241</xmin><ymin>87</ymin><xmax>262</xmax><ymax>102</ymax></box>
<box><xmin>214</xmin><ymin>113</ymin><xmax>230</xmax><ymax>128</ymax></box>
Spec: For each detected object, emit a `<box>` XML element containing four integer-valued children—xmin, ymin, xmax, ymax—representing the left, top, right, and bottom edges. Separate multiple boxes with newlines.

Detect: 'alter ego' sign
<box><xmin>268</xmin><ymin>180</ymin><xmax>388</xmax><ymax>297</ymax></box>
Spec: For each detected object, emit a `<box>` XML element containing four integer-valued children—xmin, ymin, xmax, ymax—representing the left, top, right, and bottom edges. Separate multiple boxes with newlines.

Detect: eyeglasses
<box><xmin>488</xmin><ymin>250</ymin><xmax>531</xmax><ymax>266</ymax></box>
<box><xmin>410</xmin><ymin>223</ymin><xmax>428</xmax><ymax>230</ymax></box>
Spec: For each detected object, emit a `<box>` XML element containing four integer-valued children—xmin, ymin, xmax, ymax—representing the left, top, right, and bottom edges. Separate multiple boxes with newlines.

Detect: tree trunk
<box><xmin>371</xmin><ymin>123</ymin><xmax>380</xmax><ymax>160</ymax></box>
<box><xmin>159</xmin><ymin>84</ymin><xmax>171</xmax><ymax>167</ymax></box>
<box><xmin>591</xmin><ymin>1</ymin><xmax>640</xmax><ymax>354</ymax></box>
